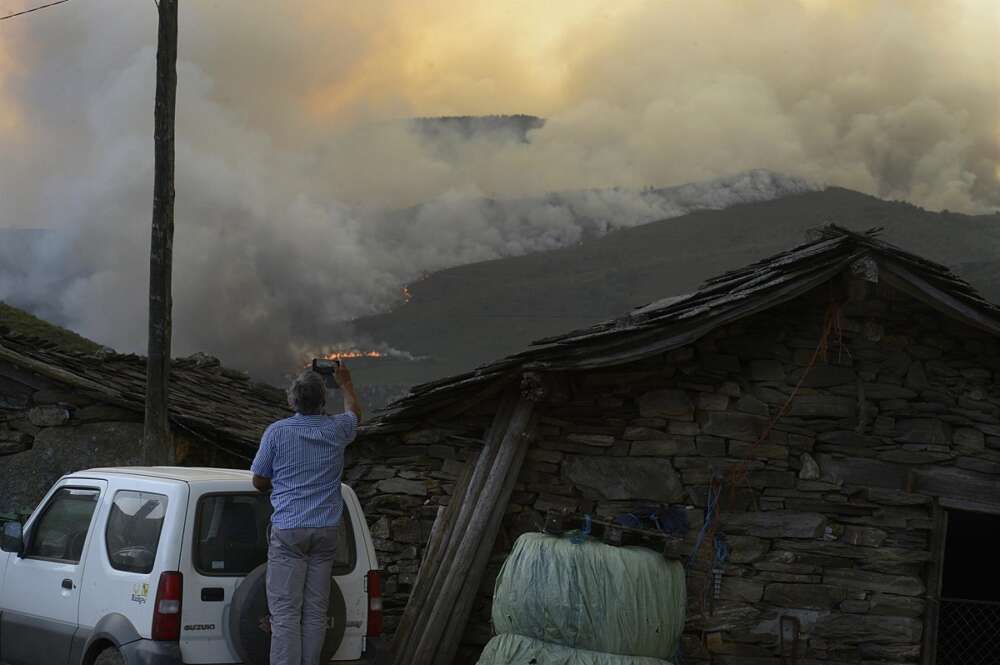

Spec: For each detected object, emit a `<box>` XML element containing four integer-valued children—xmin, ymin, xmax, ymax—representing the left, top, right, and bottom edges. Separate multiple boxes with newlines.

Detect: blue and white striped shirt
<box><xmin>250</xmin><ymin>412</ymin><xmax>358</xmax><ymax>529</ymax></box>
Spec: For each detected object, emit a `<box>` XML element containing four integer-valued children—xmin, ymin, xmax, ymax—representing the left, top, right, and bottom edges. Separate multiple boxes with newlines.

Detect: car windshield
<box><xmin>194</xmin><ymin>493</ymin><xmax>354</xmax><ymax>575</ymax></box>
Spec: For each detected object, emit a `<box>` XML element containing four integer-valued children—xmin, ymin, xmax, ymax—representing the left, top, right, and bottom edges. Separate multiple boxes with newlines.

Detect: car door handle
<box><xmin>61</xmin><ymin>578</ymin><xmax>74</xmax><ymax>590</ymax></box>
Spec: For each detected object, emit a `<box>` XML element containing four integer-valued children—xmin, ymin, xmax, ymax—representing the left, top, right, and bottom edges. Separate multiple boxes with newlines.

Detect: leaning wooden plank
<box><xmin>389</xmin><ymin>455</ymin><xmax>474</xmax><ymax>662</ymax></box>
<box><xmin>391</xmin><ymin>451</ymin><xmax>485</xmax><ymax>665</ymax></box>
<box><xmin>434</xmin><ymin>415</ymin><xmax>534</xmax><ymax>665</ymax></box>
<box><xmin>426</xmin><ymin>458</ymin><xmax>475</xmax><ymax>570</ymax></box>
<box><xmin>409</xmin><ymin>397</ymin><xmax>535</xmax><ymax>665</ymax></box>
<box><xmin>393</xmin><ymin>390</ymin><xmax>519</xmax><ymax>665</ymax></box>
<box><xmin>389</xmin><ymin>471</ymin><xmax>466</xmax><ymax>657</ymax></box>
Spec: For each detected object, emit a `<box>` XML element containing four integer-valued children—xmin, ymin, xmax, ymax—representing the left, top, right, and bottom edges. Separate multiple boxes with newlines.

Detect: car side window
<box><xmin>24</xmin><ymin>487</ymin><xmax>101</xmax><ymax>563</ymax></box>
<box><xmin>105</xmin><ymin>490</ymin><xmax>168</xmax><ymax>573</ymax></box>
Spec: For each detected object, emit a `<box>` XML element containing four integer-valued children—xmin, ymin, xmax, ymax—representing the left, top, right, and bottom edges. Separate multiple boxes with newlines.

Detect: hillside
<box><xmin>354</xmin><ymin>187</ymin><xmax>1000</xmax><ymax>386</ymax></box>
<box><xmin>410</xmin><ymin>114</ymin><xmax>545</xmax><ymax>143</ymax></box>
<box><xmin>0</xmin><ymin>302</ymin><xmax>102</xmax><ymax>353</ymax></box>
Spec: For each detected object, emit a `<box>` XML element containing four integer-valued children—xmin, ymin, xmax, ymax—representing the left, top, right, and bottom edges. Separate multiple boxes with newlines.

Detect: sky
<box><xmin>0</xmin><ymin>0</ymin><xmax>997</xmax><ymax>378</ymax></box>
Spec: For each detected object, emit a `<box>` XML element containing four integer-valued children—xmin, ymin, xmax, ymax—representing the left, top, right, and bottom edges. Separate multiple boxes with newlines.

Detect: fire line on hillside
<box><xmin>299</xmin><ymin>344</ymin><xmax>430</xmax><ymax>369</ymax></box>
<box><xmin>320</xmin><ymin>350</ymin><xmax>386</xmax><ymax>360</ymax></box>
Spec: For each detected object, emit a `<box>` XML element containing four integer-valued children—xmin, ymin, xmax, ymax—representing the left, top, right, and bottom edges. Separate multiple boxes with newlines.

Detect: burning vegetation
<box><xmin>319</xmin><ymin>350</ymin><xmax>386</xmax><ymax>360</ymax></box>
<box><xmin>298</xmin><ymin>342</ymin><xmax>429</xmax><ymax>370</ymax></box>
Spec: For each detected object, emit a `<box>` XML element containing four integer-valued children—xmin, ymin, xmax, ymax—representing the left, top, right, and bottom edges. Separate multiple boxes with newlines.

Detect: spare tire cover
<box><xmin>229</xmin><ymin>563</ymin><xmax>347</xmax><ymax>665</ymax></box>
<box><xmin>491</xmin><ymin>533</ymin><xmax>686</xmax><ymax>659</ymax></box>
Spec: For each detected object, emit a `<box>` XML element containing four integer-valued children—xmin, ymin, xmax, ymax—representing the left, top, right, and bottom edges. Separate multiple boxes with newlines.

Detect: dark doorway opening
<box><xmin>936</xmin><ymin>509</ymin><xmax>1000</xmax><ymax>664</ymax></box>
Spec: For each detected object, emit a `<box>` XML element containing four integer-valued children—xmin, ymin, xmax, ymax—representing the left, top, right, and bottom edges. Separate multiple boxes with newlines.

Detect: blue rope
<box><xmin>651</xmin><ymin>512</ymin><xmax>663</xmax><ymax>532</ymax></box>
<box><xmin>613</xmin><ymin>505</ymin><xmax>689</xmax><ymax>535</ymax></box>
<box><xmin>615</xmin><ymin>512</ymin><xmax>642</xmax><ymax>529</ymax></box>
<box><xmin>687</xmin><ymin>480</ymin><xmax>722</xmax><ymax>567</ymax></box>
<box><xmin>571</xmin><ymin>514</ymin><xmax>592</xmax><ymax>544</ymax></box>
<box><xmin>714</xmin><ymin>535</ymin><xmax>730</xmax><ymax>565</ymax></box>
<box><xmin>658</xmin><ymin>506</ymin><xmax>689</xmax><ymax>535</ymax></box>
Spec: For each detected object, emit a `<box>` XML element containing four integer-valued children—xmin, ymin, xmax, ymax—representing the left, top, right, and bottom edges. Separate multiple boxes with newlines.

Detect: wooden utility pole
<box><xmin>143</xmin><ymin>0</ymin><xmax>178</xmax><ymax>465</ymax></box>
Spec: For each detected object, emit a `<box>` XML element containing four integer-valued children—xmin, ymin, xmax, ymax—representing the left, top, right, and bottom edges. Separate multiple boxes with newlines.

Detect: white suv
<box><xmin>0</xmin><ymin>467</ymin><xmax>383</xmax><ymax>665</ymax></box>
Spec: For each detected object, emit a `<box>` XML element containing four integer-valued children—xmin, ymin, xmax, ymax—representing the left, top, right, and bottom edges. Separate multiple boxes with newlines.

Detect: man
<box><xmin>250</xmin><ymin>362</ymin><xmax>363</xmax><ymax>665</ymax></box>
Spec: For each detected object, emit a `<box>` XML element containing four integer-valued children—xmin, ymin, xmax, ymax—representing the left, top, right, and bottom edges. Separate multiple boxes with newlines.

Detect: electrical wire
<box><xmin>1</xmin><ymin>0</ymin><xmax>71</xmax><ymax>21</ymax></box>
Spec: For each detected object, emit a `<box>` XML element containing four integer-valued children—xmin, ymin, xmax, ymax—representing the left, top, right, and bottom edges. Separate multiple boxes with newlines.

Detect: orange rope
<box><xmin>691</xmin><ymin>301</ymin><xmax>841</xmax><ymax>627</ymax></box>
<box><xmin>723</xmin><ymin>301</ymin><xmax>841</xmax><ymax>513</ymax></box>
<box><xmin>693</xmin><ymin>303</ymin><xmax>841</xmax><ymax>621</ymax></box>
<box><xmin>696</xmin><ymin>303</ymin><xmax>843</xmax><ymax>554</ymax></box>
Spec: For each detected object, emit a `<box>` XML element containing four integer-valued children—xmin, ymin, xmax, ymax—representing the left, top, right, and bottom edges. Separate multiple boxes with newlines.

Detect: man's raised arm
<box><xmin>335</xmin><ymin>363</ymin><xmax>363</xmax><ymax>422</ymax></box>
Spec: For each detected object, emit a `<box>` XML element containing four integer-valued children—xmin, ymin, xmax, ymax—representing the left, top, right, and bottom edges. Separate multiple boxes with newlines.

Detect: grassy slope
<box><xmin>0</xmin><ymin>302</ymin><xmax>102</xmax><ymax>354</ymax></box>
<box><xmin>354</xmin><ymin>187</ymin><xmax>1000</xmax><ymax>386</ymax></box>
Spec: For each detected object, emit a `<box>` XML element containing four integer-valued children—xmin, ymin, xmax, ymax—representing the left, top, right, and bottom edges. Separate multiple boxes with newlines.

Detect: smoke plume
<box><xmin>0</xmin><ymin>0</ymin><xmax>996</xmax><ymax>380</ymax></box>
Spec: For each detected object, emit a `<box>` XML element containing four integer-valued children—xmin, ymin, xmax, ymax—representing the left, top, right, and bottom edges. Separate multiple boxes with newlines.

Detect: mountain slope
<box><xmin>354</xmin><ymin>187</ymin><xmax>1000</xmax><ymax>386</ymax></box>
<box><xmin>0</xmin><ymin>302</ymin><xmax>102</xmax><ymax>353</ymax></box>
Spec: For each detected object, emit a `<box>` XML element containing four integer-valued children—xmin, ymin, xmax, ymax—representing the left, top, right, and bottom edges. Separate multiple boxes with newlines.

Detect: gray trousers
<box><xmin>267</xmin><ymin>526</ymin><xmax>338</xmax><ymax>665</ymax></box>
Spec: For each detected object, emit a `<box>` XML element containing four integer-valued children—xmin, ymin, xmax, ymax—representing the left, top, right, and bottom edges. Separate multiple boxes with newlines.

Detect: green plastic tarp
<box><xmin>476</xmin><ymin>633</ymin><xmax>675</xmax><ymax>665</ymax></box>
<box><xmin>491</xmin><ymin>533</ymin><xmax>686</xmax><ymax>659</ymax></box>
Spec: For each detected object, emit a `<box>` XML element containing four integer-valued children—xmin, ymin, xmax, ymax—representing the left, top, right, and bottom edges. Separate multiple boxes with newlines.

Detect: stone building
<box><xmin>351</xmin><ymin>226</ymin><xmax>1000</xmax><ymax>665</ymax></box>
<box><xmin>0</xmin><ymin>334</ymin><xmax>288</xmax><ymax>516</ymax></box>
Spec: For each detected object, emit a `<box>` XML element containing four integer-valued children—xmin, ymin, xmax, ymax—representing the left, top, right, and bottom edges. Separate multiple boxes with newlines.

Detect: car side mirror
<box><xmin>1</xmin><ymin>521</ymin><xmax>24</xmax><ymax>555</ymax></box>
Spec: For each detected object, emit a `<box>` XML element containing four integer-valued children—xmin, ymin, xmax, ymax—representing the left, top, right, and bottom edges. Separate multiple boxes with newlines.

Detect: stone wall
<box><xmin>345</xmin><ymin>415</ymin><xmax>495</xmax><ymax>641</ymax></box>
<box><xmin>0</xmin><ymin>363</ymin><xmax>217</xmax><ymax>515</ymax></box>
<box><xmin>0</xmin><ymin>363</ymin><xmax>138</xmax><ymax>514</ymax></box>
<box><xmin>350</xmin><ymin>281</ymin><xmax>1000</xmax><ymax>664</ymax></box>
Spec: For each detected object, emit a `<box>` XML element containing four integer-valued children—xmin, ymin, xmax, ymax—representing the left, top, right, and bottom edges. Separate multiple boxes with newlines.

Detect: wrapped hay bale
<box><xmin>476</xmin><ymin>633</ymin><xmax>674</xmax><ymax>665</ymax></box>
<box><xmin>491</xmin><ymin>533</ymin><xmax>685</xmax><ymax>659</ymax></box>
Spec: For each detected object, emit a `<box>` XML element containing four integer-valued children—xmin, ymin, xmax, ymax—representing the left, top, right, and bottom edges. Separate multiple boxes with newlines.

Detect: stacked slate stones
<box><xmin>477</xmin><ymin>532</ymin><xmax>687</xmax><ymax>665</ymax></box>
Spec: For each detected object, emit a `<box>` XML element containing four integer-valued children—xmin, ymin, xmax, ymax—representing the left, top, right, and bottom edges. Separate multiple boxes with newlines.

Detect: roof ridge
<box><xmin>369</xmin><ymin>223</ymin><xmax>1000</xmax><ymax>430</ymax></box>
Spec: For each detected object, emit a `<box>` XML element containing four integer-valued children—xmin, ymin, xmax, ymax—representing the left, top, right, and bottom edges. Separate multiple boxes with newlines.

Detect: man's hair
<box><xmin>287</xmin><ymin>370</ymin><xmax>327</xmax><ymax>415</ymax></box>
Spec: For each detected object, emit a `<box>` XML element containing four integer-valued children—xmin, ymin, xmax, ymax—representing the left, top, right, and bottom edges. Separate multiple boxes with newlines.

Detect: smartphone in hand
<box><xmin>312</xmin><ymin>358</ymin><xmax>341</xmax><ymax>375</ymax></box>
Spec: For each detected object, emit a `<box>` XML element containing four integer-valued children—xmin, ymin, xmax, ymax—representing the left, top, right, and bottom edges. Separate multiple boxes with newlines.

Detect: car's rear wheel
<box><xmin>229</xmin><ymin>562</ymin><xmax>348</xmax><ymax>665</ymax></box>
<box><xmin>93</xmin><ymin>646</ymin><xmax>124</xmax><ymax>665</ymax></box>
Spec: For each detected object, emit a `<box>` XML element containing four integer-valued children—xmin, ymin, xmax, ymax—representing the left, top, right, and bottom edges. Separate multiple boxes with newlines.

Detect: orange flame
<box><xmin>320</xmin><ymin>350</ymin><xmax>385</xmax><ymax>360</ymax></box>
<box><xmin>402</xmin><ymin>286</ymin><xmax>412</xmax><ymax>303</ymax></box>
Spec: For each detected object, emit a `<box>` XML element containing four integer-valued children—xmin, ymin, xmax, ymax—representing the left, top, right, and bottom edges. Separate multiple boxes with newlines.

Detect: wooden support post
<box><xmin>390</xmin><ymin>455</ymin><xmax>475</xmax><ymax>662</ymax></box>
<box><xmin>423</xmin><ymin>506</ymin><xmax>448</xmax><ymax>567</ymax></box>
<box><xmin>921</xmin><ymin>502</ymin><xmax>947</xmax><ymax>665</ymax></box>
<box><xmin>424</xmin><ymin>457</ymin><xmax>475</xmax><ymax>569</ymax></box>
<box><xmin>391</xmin><ymin>390</ymin><xmax>519</xmax><ymax>665</ymax></box>
<box><xmin>409</xmin><ymin>397</ymin><xmax>535</xmax><ymax>665</ymax></box>
<box><xmin>435</xmin><ymin>415</ymin><xmax>534</xmax><ymax>665</ymax></box>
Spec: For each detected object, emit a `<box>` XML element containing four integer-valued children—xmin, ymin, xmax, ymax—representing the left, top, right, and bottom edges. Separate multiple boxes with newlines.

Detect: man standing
<box><xmin>251</xmin><ymin>363</ymin><xmax>363</xmax><ymax>665</ymax></box>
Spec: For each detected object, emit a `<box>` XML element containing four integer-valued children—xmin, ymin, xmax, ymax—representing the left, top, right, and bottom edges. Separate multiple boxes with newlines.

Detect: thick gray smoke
<box><xmin>0</xmin><ymin>1</ymin><xmax>996</xmax><ymax>380</ymax></box>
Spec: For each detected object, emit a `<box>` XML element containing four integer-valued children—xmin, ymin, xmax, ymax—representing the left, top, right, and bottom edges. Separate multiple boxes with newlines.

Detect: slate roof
<box><xmin>0</xmin><ymin>334</ymin><xmax>289</xmax><ymax>453</ymax></box>
<box><xmin>370</xmin><ymin>225</ymin><xmax>1000</xmax><ymax>431</ymax></box>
